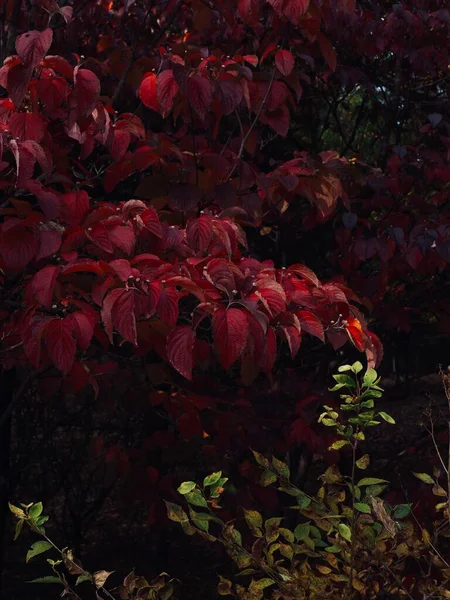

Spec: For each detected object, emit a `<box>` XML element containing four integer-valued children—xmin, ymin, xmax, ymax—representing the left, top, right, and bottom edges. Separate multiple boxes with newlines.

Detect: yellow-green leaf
<box><xmin>26</xmin><ymin>541</ymin><xmax>52</xmax><ymax>563</ymax></box>
<box><xmin>413</xmin><ymin>472</ymin><xmax>434</xmax><ymax>485</ymax></box>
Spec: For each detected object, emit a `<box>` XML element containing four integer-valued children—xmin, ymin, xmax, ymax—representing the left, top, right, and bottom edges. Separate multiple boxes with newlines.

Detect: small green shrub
<box><xmin>10</xmin><ymin>364</ymin><xmax>450</xmax><ymax>598</ymax></box>
<box><xmin>9</xmin><ymin>501</ymin><xmax>176</xmax><ymax>599</ymax></box>
<box><xmin>167</xmin><ymin>364</ymin><xmax>450</xmax><ymax>599</ymax></box>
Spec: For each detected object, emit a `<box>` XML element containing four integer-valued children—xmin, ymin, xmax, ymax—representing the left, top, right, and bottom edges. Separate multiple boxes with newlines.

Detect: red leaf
<box><xmin>37</xmin><ymin>76</ymin><xmax>68</xmax><ymax>111</ymax></box>
<box><xmin>31</xmin><ymin>265</ymin><xmax>59</xmax><ymax>309</ymax></box>
<box><xmin>345</xmin><ymin>317</ymin><xmax>367</xmax><ymax>352</ymax></box>
<box><xmin>157</xmin><ymin>70</ymin><xmax>179</xmax><ymax>117</ymax></box>
<box><xmin>280</xmin><ymin>323</ymin><xmax>302</xmax><ymax>358</ymax></box>
<box><xmin>16</xmin><ymin>29</ymin><xmax>53</xmax><ymax>68</ymax></box>
<box><xmin>296</xmin><ymin>310</ymin><xmax>324</xmax><ymax>342</ymax></box>
<box><xmin>68</xmin><ymin>311</ymin><xmax>95</xmax><ymax>350</ymax></box>
<box><xmin>112</xmin><ymin>289</ymin><xmax>138</xmax><ymax>345</ymax></box>
<box><xmin>0</xmin><ymin>220</ymin><xmax>37</xmax><ymax>270</ymax></box>
<box><xmin>26</xmin><ymin>180</ymin><xmax>60</xmax><ymax>220</ymax></box>
<box><xmin>157</xmin><ymin>286</ymin><xmax>178</xmax><ymax>327</ymax></box>
<box><xmin>166</xmin><ymin>325</ymin><xmax>195</xmax><ymax>379</ymax></box>
<box><xmin>60</xmin><ymin>190</ymin><xmax>89</xmax><ymax>226</ymax></box>
<box><xmin>45</xmin><ymin>318</ymin><xmax>76</xmax><ymax>373</ymax></box>
<box><xmin>187</xmin><ymin>75</ymin><xmax>212</xmax><ymax>120</ymax></box>
<box><xmin>212</xmin><ymin>307</ymin><xmax>248</xmax><ymax>369</ymax></box>
<box><xmin>109</xmin><ymin>225</ymin><xmax>136</xmax><ymax>255</ymax></box>
<box><xmin>104</xmin><ymin>158</ymin><xmax>135</xmax><ymax>193</ymax></box>
<box><xmin>275</xmin><ymin>50</ymin><xmax>294</xmax><ymax>76</ymax></box>
<box><xmin>9</xmin><ymin>112</ymin><xmax>45</xmax><ymax>142</ymax></box>
<box><xmin>286</xmin><ymin>264</ymin><xmax>319</xmax><ymax>286</ymax></box>
<box><xmin>139</xmin><ymin>207</ymin><xmax>162</xmax><ymax>238</ymax></box>
<box><xmin>218</xmin><ymin>79</ymin><xmax>243</xmax><ymax>115</ymax></box>
<box><xmin>108</xmin><ymin>129</ymin><xmax>130</xmax><ymax>162</ymax></box>
<box><xmin>9</xmin><ymin>139</ymin><xmax>36</xmax><ymax>185</ymax></box>
<box><xmin>366</xmin><ymin>331</ymin><xmax>383</xmax><ymax>369</ymax></box>
<box><xmin>186</xmin><ymin>215</ymin><xmax>212</xmax><ymax>253</ymax></box>
<box><xmin>254</xmin><ymin>278</ymin><xmax>286</xmax><ymax>317</ymax></box>
<box><xmin>269</xmin><ymin>0</ymin><xmax>309</xmax><ymax>23</ymax></box>
<box><xmin>266</xmin><ymin>81</ymin><xmax>289</xmax><ymax>111</ymax></box>
<box><xmin>36</xmin><ymin>230</ymin><xmax>61</xmax><ymax>260</ymax></box>
<box><xmin>237</xmin><ymin>0</ymin><xmax>260</xmax><ymax>26</ymax></box>
<box><xmin>7</xmin><ymin>62</ymin><xmax>32</xmax><ymax>107</ymax></box>
<box><xmin>139</xmin><ymin>72</ymin><xmax>159</xmax><ymax>111</ymax></box>
<box><xmin>74</xmin><ymin>67</ymin><xmax>100</xmax><ymax>114</ymax></box>
<box><xmin>86</xmin><ymin>222</ymin><xmax>113</xmax><ymax>253</ymax></box>
<box><xmin>41</xmin><ymin>55</ymin><xmax>74</xmax><ymax>77</ymax></box>
<box><xmin>101</xmin><ymin>288</ymin><xmax>122</xmax><ymax>343</ymax></box>
<box><xmin>260</xmin><ymin>104</ymin><xmax>290</xmax><ymax>137</ymax></box>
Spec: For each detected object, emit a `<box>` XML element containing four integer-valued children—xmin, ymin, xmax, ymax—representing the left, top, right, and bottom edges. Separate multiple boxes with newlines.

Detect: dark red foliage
<box><xmin>0</xmin><ymin>0</ymin><xmax>448</xmax><ymax>522</ymax></box>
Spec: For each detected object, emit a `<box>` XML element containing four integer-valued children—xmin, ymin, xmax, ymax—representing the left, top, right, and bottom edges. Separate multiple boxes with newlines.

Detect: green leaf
<box><xmin>332</xmin><ymin>374</ymin><xmax>356</xmax><ymax>388</ymax></box>
<box><xmin>260</xmin><ymin>470</ymin><xmax>277</xmax><ymax>487</ymax></box>
<box><xmin>329</xmin><ymin>383</ymin><xmax>345</xmax><ymax>391</ymax></box>
<box><xmin>351</xmin><ymin>361</ymin><xmax>363</xmax><ymax>374</ymax></box>
<box><xmin>325</xmin><ymin>545</ymin><xmax>342</xmax><ymax>553</ymax></box>
<box><xmin>76</xmin><ymin>574</ymin><xmax>92</xmax><ymax>585</ymax></box>
<box><xmin>191</xmin><ymin>511</ymin><xmax>210</xmax><ymax>533</ymax></box>
<box><xmin>271</xmin><ymin>457</ymin><xmax>290</xmax><ymax>479</ymax></box>
<box><xmin>203</xmin><ymin>471</ymin><xmax>222</xmax><ymax>487</ymax></box>
<box><xmin>27</xmin><ymin>576</ymin><xmax>62</xmax><ymax>584</ymax></box>
<box><xmin>355</xmin><ymin>454</ymin><xmax>370</xmax><ymax>470</ymax></box>
<box><xmin>177</xmin><ymin>481</ymin><xmax>196</xmax><ymax>495</ymax></box>
<box><xmin>8</xmin><ymin>503</ymin><xmax>25</xmax><ymax>519</ymax></box>
<box><xmin>378</xmin><ymin>412</ymin><xmax>395</xmax><ymax>424</ymax></box>
<box><xmin>210</xmin><ymin>477</ymin><xmax>228</xmax><ymax>498</ymax></box>
<box><xmin>251</xmin><ymin>449</ymin><xmax>270</xmax><ymax>468</ymax></box>
<box><xmin>296</xmin><ymin>494</ymin><xmax>311</xmax><ymax>509</ymax></box>
<box><xmin>357</xmin><ymin>478</ymin><xmax>388</xmax><ymax>487</ymax></box>
<box><xmin>28</xmin><ymin>502</ymin><xmax>43</xmax><ymax>520</ymax></box>
<box><xmin>413</xmin><ymin>472</ymin><xmax>434</xmax><ymax>485</ymax></box>
<box><xmin>338</xmin><ymin>364</ymin><xmax>352</xmax><ymax>372</ymax></box>
<box><xmin>185</xmin><ymin>489</ymin><xmax>208</xmax><ymax>508</ymax></box>
<box><xmin>361</xmin><ymin>399</ymin><xmax>374</xmax><ymax>409</ymax></box>
<box><xmin>244</xmin><ymin>509</ymin><xmax>263</xmax><ymax>530</ymax></box>
<box><xmin>321</xmin><ymin>418</ymin><xmax>337</xmax><ymax>427</ymax></box>
<box><xmin>363</xmin><ymin>368</ymin><xmax>377</xmax><ymax>386</ymax></box>
<box><xmin>393</xmin><ymin>504</ymin><xmax>411</xmax><ymax>519</ymax></box>
<box><xmin>354</xmin><ymin>502</ymin><xmax>371</xmax><ymax>514</ymax></box>
<box><xmin>328</xmin><ymin>440</ymin><xmax>349</xmax><ymax>450</ymax></box>
<box><xmin>279</xmin><ymin>528</ymin><xmax>295</xmax><ymax>543</ymax></box>
<box><xmin>165</xmin><ymin>501</ymin><xmax>189</xmax><ymax>523</ymax></box>
<box><xmin>14</xmin><ymin>519</ymin><xmax>24</xmax><ymax>541</ymax></box>
<box><xmin>338</xmin><ymin>523</ymin><xmax>352</xmax><ymax>542</ymax></box>
<box><xmin>26</xmin><ymin>541</ymin><xmax>52</xmax><ymax>563</ymax></box>
<box><xmin>365</xmin><ymin>484</ymin><xmax>388</xmax><ymax>497</ymax></box>
<box><xmin>294</xmin><ymin>522</ymin><xmax>310</xmax><ymax>541</ymax></box>
<box><xmin>249</xmin><ymin>578</ymin><xmax>276</xmax><ymax>591</ymax></box>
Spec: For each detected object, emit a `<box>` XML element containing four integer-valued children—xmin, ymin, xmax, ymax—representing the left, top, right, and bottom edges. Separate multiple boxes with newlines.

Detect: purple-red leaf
<box><xmin>31</xmin><ymin>265</ymin><xmax>59</xmax><ymax>309</ymax></box>
<box><xmin>16</xmin><ymin>29</ymin><xmax>53</xmax><ymax>68</ymax></box>
<box><xmin>45</xmin><ymin>318</ymin><xmax>76</xmax><ymax>373</ymax></box>
<box><xmin>166</xmin><ymin>326</ymin><xmax>195</xmax><ymax>380</ymax></box>
<box><xmin>212</xmin><ymin>307</ymin><xmax>248</xmax><ymax>370</ymax></box>
<box><xmin>275</xmin><ymin>50</ymin><xmax>294</xmax><ymax>76</ymax></box>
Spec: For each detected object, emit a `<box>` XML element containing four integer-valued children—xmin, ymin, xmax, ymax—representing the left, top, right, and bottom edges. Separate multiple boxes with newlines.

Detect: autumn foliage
<box><xmin>0</xmin><ymin>0</ymin><xmax>448</xmax><ymax>543</ymax></box>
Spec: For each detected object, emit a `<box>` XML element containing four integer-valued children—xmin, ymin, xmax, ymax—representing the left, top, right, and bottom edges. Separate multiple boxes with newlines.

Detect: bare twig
<box><xmin>224</xmin><ymin>70</ymin><xmax>276</xmax><ymax>183</ymax></box>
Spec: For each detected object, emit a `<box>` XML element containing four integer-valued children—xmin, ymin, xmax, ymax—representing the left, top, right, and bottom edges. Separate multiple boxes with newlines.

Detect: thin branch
<box><xmin>224</xmin><ymin>70</ymin><xmax>276</xmax><ymax>183</ymax></box>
